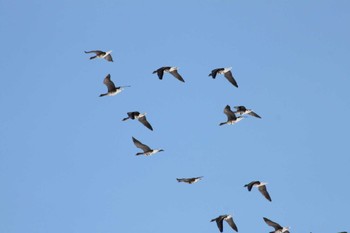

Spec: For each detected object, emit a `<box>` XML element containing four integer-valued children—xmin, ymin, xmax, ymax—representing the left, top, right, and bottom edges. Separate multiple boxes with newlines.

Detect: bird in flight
<box><xmin>244</xmin><ymin>181</ymin><xmax>272</xmax><ymax>202</ymax></box>
<box><xmin>176</xmin><ymin>176</ymin><xmax>203</xmax><ymax>184</ymax></box>
<box><xmin>211</xmin><ymin>215</ymin><xmax>238</xmax><ymax>232</ymax></box>
<box><xmin>219</xmin><ymin>105</ymin><xmax>244</xmax><ymax>126</ymax></box>
<box><xmin>153</xmin><ymin>66</ymin><xmax>185</xmax><ymax>82</ymax></box>
<box><xmin>209</xmin><ymin>67</ymin><xmax>238</xmax><ymax>88</ymax></box>
<box><xmin>234</xmin><ymin>106</ymin><xmax>261</xmax><ymax>118</ymax></box>
<box><xmin>122</xmin><ymin>111</ymin><xmax>153</xmax><ymax>131</ymax></box>
<box><xmin>84</xmin><ymin>50</ymin><xmax>113</xmax><ymax>62</ymax></box>
<box><xmin>132</xmin><ymin>137</ymin><xmax>164</xmax><ymax>156</ymax></box>
<box><xmin>99</xmin><ymin>74</ymin><xmax>130</xmax><ymax>97</ymax></box>
<box><xmin>263</xmin><ymin>217</ymin><xmax>290</xmax><ymax>233</ymax></box>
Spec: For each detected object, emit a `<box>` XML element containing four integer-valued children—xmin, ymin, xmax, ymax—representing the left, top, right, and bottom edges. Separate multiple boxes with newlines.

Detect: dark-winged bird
<box><xmin>99</xmin><ymin>74</ymin><xmax>130</xmax><ymax>97</ymax></box>
<box><xmin>211</xmin><ymin>215</ymin><xmax>238</xmax><ymax>232</ymax></box>
<box><xmin>153</xmin><ymin>66</ymin><xmax>185</xmax><ymax>82</ymax></box>
<box><xmin>209</xmin><ymin>67</ymin><xmax>238</xmax><ymax>87</ymax></box>
<box><xmin>219</xmin><ymin>105</ymin><xmax>244</xmax><ymax>126</ymax></box>
<box><xmin>122</xmin><ymin>112</ymin><xmax>153</xmax><ymax>131</ymax></box>
<box><xmin>132</xmin><ymin>137</ymin><xmax>164</xmax><ymax>156</ymax></box>
<box><xmin>234</xmin><ymin>106</ymin><xmax>261</xmax><ymax>118</ymax></box>
<box><xmin>263</xmin><ymin>217</ymin><xmax>290</xmax><ymax>233</ymax></box>
<box><xmin>176</xmin><ymin>176</ymin><xmax>203</xmax><ymax>184</ymax></box>
<box><xmin>84</xmin><ymin>50</ymin><xmax>113</xmax><ymax>62</ymax></box>
<box><xmin>244</xmin><ymin>181</ymin><xmax>272</xmax><ymax>202</ymax></box>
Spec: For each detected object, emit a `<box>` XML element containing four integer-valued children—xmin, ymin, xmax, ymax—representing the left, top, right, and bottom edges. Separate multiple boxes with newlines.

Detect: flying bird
<box><xmin>176</xmin><ymin>176</ymin><xmax>203</xmax><ymax>184</ymax></box>
<box><xmin>132</xmin><ymin>137</ymin><xmax>164</xmax><ymax>156</ymax></box>
<box><xmin>263</xmin><ymin>217</ymin><xmax>290</xmax><ymax>233</ymax></box>
<box><xmin>211</xmin><ymin>215</ymin><xmax>238</xmax><ymax>232</ymax></box>
<box><xmin>219</xmin><ymin>105</ymin><xmax>244</xmax><ymax>126</ymax></box>
<box><xmin>84</xmin><ymin>50</ymin><xmax>113</xmax><ymax>62</ymax></box>
<box><xmin>209</xmin><ymin>67</ymin><xmax>238</xmax><ymax>88</ymax></box>
<box><xmin>234</xmin><ymin>106</ymin><xmax>261</xmax><ymax>118</ymax></box>
<box><xmin>244</xmin><ymin>181</ymin><xmax>272</xmax><ymax>202</ymax></box>
<box><xmin>122</xmin><ymin>112</ymin><xmax>153</xmax><ymax>131</ymax></box>
<box><xmin>153</xmin><ymin>66</ymin><xmax>185</xmax><ymax>82</ymax></box>
<box><xmin>99</xmin><ymin>74</ymin><xmax>130</xmax><ymax>97</ymax></box>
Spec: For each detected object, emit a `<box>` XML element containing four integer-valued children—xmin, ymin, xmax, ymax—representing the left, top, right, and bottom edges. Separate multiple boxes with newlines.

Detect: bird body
<box><xmin>211</xmin><ymin>215</ymin><xmax>238</xmax><ymax>232</ymax></box>
<box><xmin>132</xmin><ymin>137</ymin><xmax>163</xmax><ymax>156</ymax></box>
<box><xmin>263</xmin><ymin>217</ymin><xmax>290</xmax><ymax>233</ymax></box>
<box><xmin>84</xmin><ymin>50</ymin><xmax>113</xmax><ymax>62</ymax></box>
<box><xmin>219</xmin><ymin>105</ymin><xmax>244</xmax><ymax>126</ymax></box>
<box><xmin>244</xmin><ymin>181</ymin><xmax>272</xmax><ymax>202</ymax></box>
<box><xmin>234</xmin><ymin>106</ymin><xmax>261</xmax><ymax>118</ymax></box>
<box><xmin>123</xmin><ymin>112</ymin><xmax>153</xmax><ymax>131</ymax></box>
<box><xmin>153</xmin><ymin>66</ymin><xmax>185</xmax><ymax>82</ymax></box>
<box><xmin>209</xmin><ymin>67</ymin><xmax>238</xmax><ymax>87</ymax></box>
<box><xmin>99</xmin><ymin>74</ymin><xmax>130</xmax><ymax>97</ymax></box>
<box><xmin>176</xmin><ymin>176</ymin><xmax>203</xmax><ymax>184</ymax></box>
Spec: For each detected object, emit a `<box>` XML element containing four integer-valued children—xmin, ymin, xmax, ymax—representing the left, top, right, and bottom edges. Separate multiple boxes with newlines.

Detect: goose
<box><xmin>176</xmin><ymin>176</ymin><xmax>203</xmax><ymax>184</ymax></box>
<box><xmin>244</xmin><ymin>181</ymin><xmax>271</xmax><ymax>202</ymax></box>
<box><xmin>263</xmin><ymin>217</ymin><xmax>290</xmax><ymax>233</ymax></box>
<box><xmin>132</xmin><ymin>137</ymin><xmax>164</xmax><ymax>156</ymax></box>
<box><xmin>211</xmin><ymin>215</ymin><xmax>238</xmax><ymax>232</ymax></box>
<box><xmin>84</xmin><ymin>50</ymin><xmax>113</xmax><ymax>62</ymax></box>
<box><xmin>219</xmin><ymin>105</ymin><xmax>244</xmax><ymax>126</ymax></box>
<box><xmin>99</xmin><ymin>74</ymin><xmax>130</xmax><ymax>97</ymax></box>
<box><xmin>122</xmin><ymin>112</ymin><xmax>153</xmax><ymax>131</ymax></box>
<box><xmin>153</xmin><ymin>66</ymin><xmax>185</xmax><ymax>82</ymax></box>
<box><xmin>209</xmin><ymin>67</ymin><xmax>238</xmax><ymax>88</ymax></box>
<box><xmin>234</xmin><ymin>106</ymin><xmax>261</xmax><ymax>118</ymax></box>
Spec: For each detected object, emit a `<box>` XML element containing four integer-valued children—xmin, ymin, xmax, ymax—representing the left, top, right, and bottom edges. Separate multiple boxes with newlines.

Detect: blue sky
<box><xmin>1</xmin><ymin>0</ymin><xmax>349</xmax><ymax>232</ymax></box>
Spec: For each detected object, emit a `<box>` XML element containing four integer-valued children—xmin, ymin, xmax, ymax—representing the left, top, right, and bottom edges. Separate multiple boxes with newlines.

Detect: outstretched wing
<box><xmin>138</xmin><ymin>116</ymin><xmax>153</xmax><ymax>131</ymax></box>
<box><xmin>258</xmin><ymin>185</ymin><xmax>272</xmax><ymax>201</ymax></box>
<box><xmin>223</xmin><ymin>71</ymin><xmax>238</xmax><ymax>88</ymax></box>
<box><xmin>263</xmin><ymin>217</ymin><xmax>282</xmax><ymax>230</ymax></box>
<box><xmin>210</xmin><ymin>68</ymin><xmax>224</xmax><ymax>79</ymax></box>
<box><xmin>223</xmin><ymin>105</ymin><xmax>237</xmax><ymax>121</ymax></box>
<box><xmin>103</xmin><ymin>74</ymin><xmax>116</xmax><ymax>92</ymax></box>
<box><xmin>170</xmin><ymin>70</ymin><xmax>185</xmax><ymax>82</ymax></box>
<box><xmin>132</xmin><ymin>137</ymin><xmax>151</xmax><ymax>152</ymax></box>
<box><xmin>244</xmin><ymin>181</ymin><xmax>259</xmax><ymax>191</ymax></box>
<box><xmin>224</xmin><ymin>216</ymin><xmax>238</xmax><ymax>232</ymax></box>
<box><xmin>248</xmin><ymin>111</ymin><xmax>261</xmax><ymax>118</ymax></box>
<box><xmin>104</xmin><ymin>54</ymin><xmax>113</xmax><ymax>62</ymax></box>
<box><xmin>84</xmin><ymin>50</ymin><xmax>103</xmax><ymax>55</ymax></box>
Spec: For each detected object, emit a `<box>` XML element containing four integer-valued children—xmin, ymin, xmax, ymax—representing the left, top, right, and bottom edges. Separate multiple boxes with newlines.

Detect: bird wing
<box><xmin>258</xmin><ymin>185</ymin><xmax>272</xmax><ymax>201</ymax></box>
<box><xmin>210</xmin><ymin>68</ymin><xmax>223</xmax><ymax>79</ymax></box>
<box><xmin>170</xmin><ymin>70</ymin><xmax>185</xmax><ymax>82</ymax></box>
<box><xmin>248</xmin><ymin>111</ymin><xmax>262</xmax><ymax>118</ymax></box>
<box><xmin>224</xmin><ymin>71</ymin><xmax>238</xmax><ymax>87</ymax></box>
<box><xmin>223</xmin><ymin>105</ymin><xmax>237</xmax><ymax>121</ymax></box>
<box><xmin>132</xmin><ymin>137</ymin><xmax>151</xmax><ymax>152</ymax></box>
<box><xmin>263</xmin><ymin>217</ymin><xmax>282</xmax><ymax>230</ymax></box>
<box><xmin>154</xmin><ymin>68</ymin><xmax>165</xmax><ymax>80</ymax></box>
<box><xmin>138</xmin><ymin>116</ymin><xmax>153</xmax><ymax>131</ymax></box>
<box><xmin>234</xmin><ymin>106</ymin><xmax>246</xmax><ymax>112</ymax></box>
<box><xmin>103</xmin><ymin>74</ymin><xmax>116</xmax><ymax>92</ymax></box>
<box><xmin>244</xmin><ymin>181</ymin><xmax>259</xmax><ymax>191</ymax></box>
<box><xmin>104</xmin><ymin>54</ymin><xmax>113</xmax><ymax>62</ymax></box>
<box><xmin>225</xmin><ymin>216</ymin><xmax>238</xmax><ymax>232</ymax></box>
<box><xmin>214</xmin><ymin>217</ymin><xmax>224</xmax><ymax>233</ymax></box>
<box><xmin>84</xmin><ymin>50</ymin><xmax>103</xmax><ymax>55</ymax></box>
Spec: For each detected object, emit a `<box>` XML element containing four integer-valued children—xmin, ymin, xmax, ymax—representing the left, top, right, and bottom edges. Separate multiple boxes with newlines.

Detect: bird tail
<box><xmin>176</xmin><ymin>178</ymin><xmax>181</xmax><ymax>182</ymax></box>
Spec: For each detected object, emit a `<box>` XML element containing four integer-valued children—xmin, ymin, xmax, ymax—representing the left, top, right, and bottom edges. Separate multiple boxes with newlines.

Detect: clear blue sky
<box><xmin>1</xmin><ymin>0</ymin><xmax>349</xmax><ymax>232</ymax></box>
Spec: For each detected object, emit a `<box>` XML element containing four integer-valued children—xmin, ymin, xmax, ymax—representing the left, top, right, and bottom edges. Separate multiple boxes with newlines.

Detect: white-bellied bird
<box><xmin>99</xmin><ymin>74</ymin><xmax>130</xmax><ymax>97</ymax></box>
<box><xmin>219</xmin><ymin>105</ymin><xmax>244</xmax><ymax>126</ymax></box>
<box><xmin>132</xmin><ymin>137</ymin><xmax>164</xmax><ymax>156</ymax></box>
<box><xmin>176</xmin><ymin>176</ymin><xmax>203</xmax><ymax>184</ymax></box>
<box><xmin>84</xmin><ymin>50</ymin><xmax>113</xmax><ymax>62</ymax></box>
<box><xmin>263</xmin><ymin>217</ymin><xmax>290</xmax><ymax>233</ymax></box>
<box><xmin>244</xmin><ymin>181</ymin><xmax>271</xmax><ymax>202</ymax></box>
<box><xmin>211</xmin><ymin>215</ymin><xmax>238</xmax><ymax>232</ymax></box>
<box><xmin>122</xmin><ymin>112</ymin><xmax>153</xmax><ymax>131</ymax></box>
<box><xmin>153</xmin><ymin>66</ymin><xmax>185</xmax><ymax>82</ymax></box>
<box><xmin>209</xmin><ymin>67</ymin><xmax>238</xmax><ymax>88</ymax></box>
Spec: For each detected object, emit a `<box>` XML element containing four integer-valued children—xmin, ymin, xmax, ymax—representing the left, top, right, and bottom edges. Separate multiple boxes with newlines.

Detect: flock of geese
<box><xmin>83</xmin><ymin>49</ymin><xmax>346</xmax><ymax>233</ymax></box>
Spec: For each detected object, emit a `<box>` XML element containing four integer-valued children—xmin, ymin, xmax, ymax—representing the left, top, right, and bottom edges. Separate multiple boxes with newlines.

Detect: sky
<box><xmin>1</xmin><ymin>0</ymin><xmax>350</xmax><ymax>232</ymax></box>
